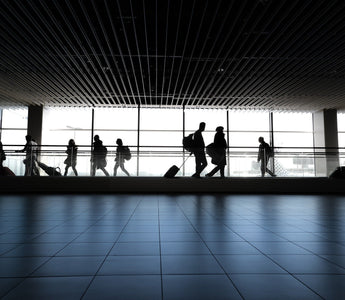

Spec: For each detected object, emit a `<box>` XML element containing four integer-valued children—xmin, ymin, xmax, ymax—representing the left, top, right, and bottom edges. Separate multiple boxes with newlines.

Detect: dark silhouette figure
<box><xmin>114</xmin><ymin>138</ymin><xmax>130</xmax><ymax>176</ymax></box>
<box><xmin>206</xmin><ymin>126</ymin><xmax>227</xmax><ymax>178</ymax></box>
<box><xmin>91</xmin><ymin>135</ymin><xmax>109</xmax><ymax>176</ymax></box>
<box><xmin>16</xmin><ymin>135</ymin><xmax>39</xmax><ymax>176</ymax></box>
<box><xmin>192</xmin><ymin>122</ymin><xmax>208</xmax><ymax>178</ymax></box>
<box><xmin>258</xmin><ymin>136</ymin><xmax>276</xmax><ymax>177</ymax></box>
<box><xmin>64</xmin><ymin>139</ymin><xmax>78</xmax><ymax>176</ymax></box>
<box><xmin>0</xmin><ymin>141</ymin><xmax>15</xmax><ymax>176</ymax></box>
<box><xmin>0</xmin><ymin>141</ymin><xmax>5</xmax><ymax>167</ymax></box>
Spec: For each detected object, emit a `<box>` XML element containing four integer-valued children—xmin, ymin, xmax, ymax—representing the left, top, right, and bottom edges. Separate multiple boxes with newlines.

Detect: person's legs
<box><xmin>265</xmin><ymin>158</ymin><xmax>276</xmax><ymax>176</ymax></box>
<box><xmin>101</xmin><ymin>167</ymin><xmax>110</xmax><ymax>176</ymax></box>
<box><xmin>64</xmin><ymin>165</ymin><xmax>69</xmax><ymax>176</ymax></box>
<box><xmin>192</xmin><ymin>153</ymin><xmax>201</xmax><ymax>177</ymax></box>
<box><xmin>72</xmin><ymin>166</ymin><xmax>78</xmax><ymax>176</ymax></box>
<box><xmin>206</xmin><ymin>165</ymin><xmax>220</xmax><ymax>177</ymax></box>
<box><xmin>91</xmin><ymin>161</ymin><xmax>96</xmax><ymax>176</ymax></box>
<box><xmin>260</xmin><ymin>160</ymin><xmax>265</xmax><ymax>177</ymax></box>
<box><xmin>120</xmin><ymin>162</ymin><xmax>130</xmax><ymax>176</ymax></box>
<box><xmin>220</xmin><ymin>165</ymin><xmax>225</xmax><ymax>177</ymax></box>
<box><xmin>114</xmin><ymin>162</ymin><xmax>119</xmax><ymax>176</ymax></box>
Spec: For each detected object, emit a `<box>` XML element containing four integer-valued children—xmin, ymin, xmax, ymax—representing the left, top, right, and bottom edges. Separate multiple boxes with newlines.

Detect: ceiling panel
<box><xmin>1</xmin><ymin>0</ymin><xmax>345</xmax><ymax>111</ymax></box>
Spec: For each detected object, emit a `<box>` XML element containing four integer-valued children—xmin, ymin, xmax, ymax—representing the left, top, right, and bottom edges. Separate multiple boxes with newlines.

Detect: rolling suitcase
<box><xmin>164</xmin><ymin>154</ymin><xmax>191</xmax><ymax>178</ymax></box>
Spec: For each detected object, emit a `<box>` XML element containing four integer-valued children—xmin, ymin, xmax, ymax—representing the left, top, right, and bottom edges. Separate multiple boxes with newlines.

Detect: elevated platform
<box><xmin>0</xmin><ymin>176</ymin><xmax>344</xmax><ymax>194</ymax></box>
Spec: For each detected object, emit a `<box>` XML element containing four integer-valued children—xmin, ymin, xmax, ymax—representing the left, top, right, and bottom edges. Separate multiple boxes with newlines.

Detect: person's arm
<box><xmin>16</xmin><ymin>143</ymin><xmax>27</xmax><ymax>153</ymax></box>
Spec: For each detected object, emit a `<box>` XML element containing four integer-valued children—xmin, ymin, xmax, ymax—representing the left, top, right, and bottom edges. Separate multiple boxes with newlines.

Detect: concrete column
<box><xmin>27</xmin><ymin>105</ymin><xmax>43</xmax><ymax>145</ymax></box>
<box><xmin>313</xmin><ymin>109</ymin><xmax>339</xmax><ymax>176</ymax></box>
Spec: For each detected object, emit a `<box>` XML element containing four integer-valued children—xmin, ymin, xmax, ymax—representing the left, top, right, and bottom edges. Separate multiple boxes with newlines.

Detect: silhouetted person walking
<box><xmin>0</xmin><ymin>141</ymin><xmax>5</xmax><ymax>167</ymax></box>
<box><xmin>192</xmin><ymin>122</ymin><xmax>207</xmax><ymax>178</ymax></box>
<box><xmin>16</xmin><ymin>135</ymin><xmax>39</xmax><ymax>176</ymax></box>
<box><xmin>114</xmin><ymin>138</ymin><xmax>130</xmax><ymax>176</ymax></box>
<box><xmin>91</xmin><ymin>135</ymin><xmax>109</xmax><ymax>176</ymax></box>
<box><xmin>64</xmin><ymin>139</ymin><xmax>78</xmax><ymax>176</ymax></box>
<box><xmin>206</xmin><ymin>126</ymin><xmax>227</xmax><ymax>178</ymax></box>
<box><xmin>257</xmin><ymin>136</ymin><xmax>276</xmax><ymax>177</ymax></box>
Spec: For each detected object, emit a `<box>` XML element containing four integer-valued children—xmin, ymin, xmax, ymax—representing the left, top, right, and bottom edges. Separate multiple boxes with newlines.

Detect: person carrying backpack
<box><xmin>114</xmin><ymin>138</ymin><xmax>130</xmax><ymax>176</ymax></box>
<box><xmin>91</xmin><ymin>135</ymin><xmax>109</xmax><ymax>176</ymax></box>
<box><xmin>205</xmin><ymin>126</ymin><xmax>227</xmax><ymax>178</ymax></box>
<box><xmin>257</xmin><ymin>136</ymin><xmax>276</xmax><ymax>177</ymax></box>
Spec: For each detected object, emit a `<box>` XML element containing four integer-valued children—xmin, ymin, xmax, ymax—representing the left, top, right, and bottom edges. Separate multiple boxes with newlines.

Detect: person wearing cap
<box><xmin>206</xmin><ymin>126</ymin><xmax>227</xmax><ymax>178</ymax></box>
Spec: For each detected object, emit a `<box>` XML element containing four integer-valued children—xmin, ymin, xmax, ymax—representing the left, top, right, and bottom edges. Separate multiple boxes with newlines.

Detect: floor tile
<box><xmin>3</xmin><ymin>276</ymin><xmax>92</xmax><ymax>300</ymax></box>
<box><xmin>118</xmin><ymin>232</ymin><xmax>159</xmax><ymax>242</ymax></box>
<box><xmin>84</xmin><ymin>275</ymin><xmax>161</xmax><ymax>300</ymax></box>
<box><xmin>251</xmin><ymin>241</ymin><xmax>312</xmax><ymax>254</ymax></box>
<box><xmin>32</xmin><ymin>256</ymin><xmax>104</xmax><ymax>276</ymax></box>
<box><xmin>73</xmin><ymin>232</ymin><xmax>120</xmax><ymax>243</ymax></box>
<box><xmin>160</xmin><ymin>232</ymin><xmax>202</xmax><ymax>242</ymax></box>
<box><xmin>216</xmin><ymin>254</ymin><xmax>286</xmax><ymax>274</ymax></box>
<box><xmin>159</xmin><ymin>225</ymin><xmax>196</xmax><ymax>233</ymax></box>
<box><xmin>296</xmin><ymin>274</ymin><xmax>345</xmax><ymax>300</ymax></box>
<box><xmin>321</xmin><ymin>255</ymin><xmax>345</xmax><ymax>268</ymax></box>
<box><xmin>99</xmin><ymin>256</ymin><xmax>160</xmax><ymax>275</ymax></box>
<box><xmin>206</xmin><ymin>242</ymin><xmax>261</xmax><ymax>255</ymax></box>
<box><xmin>30</xmin><ymin>233</ymin><xmax>79</xmax><ymax>243</ymax></box>
<box><xmin>123</xmin><ymin>225</ymin><xmax>159</xmax><ymax>232</ymax></box>
<box><xmin>237</xmin><ymin>232</ymin><xmax>286</xmax><ymax>242</ymax></box>
<box><xmin>110</xmin><ymin>242</ymin><xmax>160</xmax><ymax>255</ymax></box>
<box><xmin>269</xmin><ymin>254</ymin><xmax>345</xmax><ymax>274</ymax></box>
<box><xmin>0</xmin><ymin>278</ymin><xmax>23</xmax><ymax>298</ymax></box>
<box><xmin>56</xmin><ymin>242</ymin><xmax>113</xmax><ymax>256</ymax></box>
<box><xmin>163</xmin><ymin>275</ymin><xmax>242</xmax><ymax>300</ymax></box>
<box><xmin>199</xmin><ymin>232</ymin><xmax>244</xmax><ymax>242</ymax></box>
<box><xmin>0</xmin><ymin>244</ymin><xmax>19</xmax><ymax>256</ymax></box>
<box><xmin>161</xmin><ymin>242</ymin><xmax>211</xmax><ymax>255</ymax></box>
<box><xmin>0</xmin><ymin>257</ymin><xmax>50</xmax><ymax>277</ymax></box>
<box><xmin>162</xmin><ymin>255</ymin><xmax>224</xmax><ymax>274</ymax></box>
<box><xmin>231</xmin><ymin>274</ymin><xmax>322</xmax><ymax>300</ymax></box>
<box><xmin>294</xmin><ymin>242</ymin><xmax>345</xmax><ymax>255</ymax></box>
<box><xmin>2</xmin><ymin>243</ymin><xmax>66</xmax><ymax>257</ymax></box>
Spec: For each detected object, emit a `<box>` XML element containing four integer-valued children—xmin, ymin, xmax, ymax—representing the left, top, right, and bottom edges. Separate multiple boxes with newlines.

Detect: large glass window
<box><xmin>140</xmin><ymin>107</ymin><xmax>183</xmax><ymax>176</ymax></box>
<box><xmin>338</xmin><ymin>113</ymin><xmax>345</xmax><ymax>165</ymax></box>
<box><xmin>228</xmin><ymin>110</ymin><xmax>269</xmax><ymax>176</ymax></box>
<box><xmin>0</xmin><ymin>107</ymin><xmax>28</xmax><ymax>175</ymax></box>
<box><xmin>0</xmin><ymin>107</ymin><xmax>28</xmax><ymax>148</ymax></box>
<box><xmin>185</xmin><ymin>108</ymin><xmax>227</xmax><ymax>176</ymax></box>
<box><xmin>273</xmin><ymin>112</ymin><xmax>314</xmax><ymax>176</ymax></box>
<box><xmin>41</xmin><ymin>107</ymin><xmax>92</xmax><ymax>176</ymax></box>
<box><xmin>94</xmin><ymin>107</ymin><xmax>138</xmax><ymax>176</ymax></box>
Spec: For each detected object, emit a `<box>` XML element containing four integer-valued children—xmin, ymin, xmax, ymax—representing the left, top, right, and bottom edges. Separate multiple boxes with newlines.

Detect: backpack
<box><xmin>123</xmin><ymin>146</ymin><xmax>131</xmax><ymax>160</ymax></box>
<box><xmin>183</xmin><ymin>134</ymin><xmax>195</xmax><ymax>152</ymax></box>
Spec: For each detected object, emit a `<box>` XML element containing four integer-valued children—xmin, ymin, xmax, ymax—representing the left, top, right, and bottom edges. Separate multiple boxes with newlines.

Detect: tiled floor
<box><xmin>0</xmin><ymin>194</ymin><xmax>345</xmax><ymax>299</ymax></box>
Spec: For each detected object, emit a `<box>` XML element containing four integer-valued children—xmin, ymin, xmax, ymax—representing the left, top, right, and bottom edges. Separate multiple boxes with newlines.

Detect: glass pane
<box><xmin>337</xmin><ymin>113</ymin><xmax>345</xmax><ymax>131</ymax></box>
<box><xmin>94</xmin><ymin>107</ymin><xmax>138</xmax><ymax>130</ymax></box>
<box><xmin>273</xmin><ymin>132</ymin><xmax>314</xmax><ymax>148</ymax></box>
<box><xmin>229</xmin><ymin>111</ymin><xmax>269</xmax><ymax>131</ymax></box>
<box><xmin>1</xmin><ymin>108</ymin><xmax>28</xmax><ymax>128</ymax></box>
<box><xmin>42</xmin><ymin>107</ymin><xmax>92</xmax><ymax>148</ymax></box>
<box><xmin>141</xmin><ymin>108</ymin><xmax>183</xmax><ymax>130</ymax></box>
<box><xmin>185</xmin><ymin>108</ymin><xmax>227</xmax><ymax>132</ymax></box>
<box><xmin>274</xmin><ymin>112</ymin><xmax>313</xmax><ymax>131</ymax></box>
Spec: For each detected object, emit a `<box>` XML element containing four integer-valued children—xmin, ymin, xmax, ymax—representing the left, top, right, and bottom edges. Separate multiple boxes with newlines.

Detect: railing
<box><xmin>1</xmin><ymin>144</ymin><xmax>344</xmax><ymax>177</ymax></box>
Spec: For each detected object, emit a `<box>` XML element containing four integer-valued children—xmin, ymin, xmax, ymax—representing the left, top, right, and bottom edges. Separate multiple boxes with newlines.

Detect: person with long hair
<box><xmin>64</xmin><ymin>139</ymin><xmax>78</xmax><ymax>176</ymax></box>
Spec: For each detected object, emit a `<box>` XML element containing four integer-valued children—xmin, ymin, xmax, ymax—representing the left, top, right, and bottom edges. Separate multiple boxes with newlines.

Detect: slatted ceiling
<box><xmin>2</xmin><ymin>1</ymin><xmax>345</xmax><ymax>110</ymax></box>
